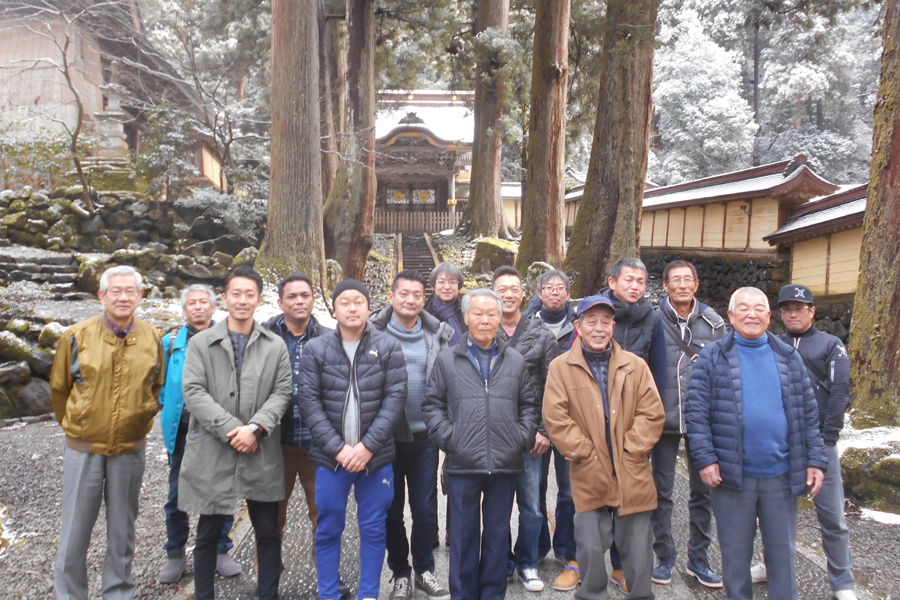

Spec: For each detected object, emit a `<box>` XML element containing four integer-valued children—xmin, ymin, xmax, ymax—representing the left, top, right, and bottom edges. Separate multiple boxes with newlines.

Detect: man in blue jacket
<box><xmin>158</xmin><ymin>284</ymin><xmax>240</xmax><ymax>584</ymax></box>
<box><xmin>749</xmin><ymin>284</ymin><xmax>856</xmax><ymax>600</ymax></box>
<box><xmin>685</xmin><ymin>286</ymin><xmax>827</xmax><ymax>600</ymax></box>
<box><xmin>298</xmin><ymin>279</ymin><xmax>408</xmax><ymax>600</ymax></box>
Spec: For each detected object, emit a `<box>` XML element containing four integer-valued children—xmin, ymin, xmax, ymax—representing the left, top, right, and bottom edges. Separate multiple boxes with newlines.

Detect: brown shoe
<box><xmin>610</xmin><ymin>569</ymin><xmax>628</xmax><ymax>593</ymax></box>
<box><xmin>553</xmin><ymin>561</ymin><xmax>581</xmax><ymax>591</ymax></box>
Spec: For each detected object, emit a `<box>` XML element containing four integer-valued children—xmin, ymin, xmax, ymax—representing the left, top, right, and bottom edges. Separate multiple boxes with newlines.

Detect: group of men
<box><xmin>49</xmin><ymin>255</ymin><xmax>856</xmax><ymax>600</ymax></box>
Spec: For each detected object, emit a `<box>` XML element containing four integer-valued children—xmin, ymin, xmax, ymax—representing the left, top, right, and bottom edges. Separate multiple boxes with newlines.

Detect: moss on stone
<box><xmin>0</xmin><ymin>331</ymin><xmax>33</xmax><ymax>362</ymax></box>
<box><xmin>873</xmin><ymin>456</ymin><xmax>900</xmax><ymax>486</ymax></box>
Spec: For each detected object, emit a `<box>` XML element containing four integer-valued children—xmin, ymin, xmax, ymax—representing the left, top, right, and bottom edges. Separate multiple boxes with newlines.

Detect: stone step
<box><xmin>0</xmin><ymin>262</ymin><xmax>78</xmax><ymax>275</ymax></box>
<box><xmin>2</xmin><ymin>269</ymin><xmax>77</xmax><ymax>284</ymax></box>
<box><xmin>0</xmin><ymin>246</ymin><xmax>74</xmax><ymax>266</ymax></box>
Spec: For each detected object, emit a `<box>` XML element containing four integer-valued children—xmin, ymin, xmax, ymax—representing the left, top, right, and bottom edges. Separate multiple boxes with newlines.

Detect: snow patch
<box><xmin>860</xmin><ymin>508</ymin><xmax>900</xmax><ymax>525</ymax></box>
<box><xmin>837</xmin><ymin>425</ymin><xmax>900</xmax><ymax>456</ymax></box>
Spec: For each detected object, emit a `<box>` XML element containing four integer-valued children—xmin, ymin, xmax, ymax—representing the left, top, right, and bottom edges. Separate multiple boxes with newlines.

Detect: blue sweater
<box><xmin>735</xmin><ymin>333</ymin><xmax>789</xmax><ymax>478</ymax></box>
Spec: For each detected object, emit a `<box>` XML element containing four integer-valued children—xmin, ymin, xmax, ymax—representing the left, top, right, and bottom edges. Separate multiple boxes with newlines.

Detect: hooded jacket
<box><xmin>657</xmin><ymin>296</ymin><xmax>726</xmax><ymax>434</ymax></box>
<box><xmin>543</xmin><ymin>340</ymin><xmax>664</xmax><ymax>515</ymax></box>
<box><xmin>369</xmin><ymin>305</ymin><xmax>453</xmax><ymax>442</ymax></box>
<box><xmin>422</xmin><ymin>334</ymin><xmax>539</xmax><ymax>475</ymax></box>
<box><xmin>297</xmin><ymin>325</ymin><xmax>408</xmax><ymax>472</ymax></box>
<box><xmin>684</xmin><ymin>331</ymin><xmax>828</xmax><ymax>497</ymax></box>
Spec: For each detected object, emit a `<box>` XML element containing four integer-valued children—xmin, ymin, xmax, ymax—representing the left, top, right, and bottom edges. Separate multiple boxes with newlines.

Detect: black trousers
<box><xmin>195</xmin><ymin>500</ymin><xmax>281</xmax><ymax>600</ymax></box>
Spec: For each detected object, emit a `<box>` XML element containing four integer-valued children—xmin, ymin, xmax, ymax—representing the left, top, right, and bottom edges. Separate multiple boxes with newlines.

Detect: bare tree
<box><xmin>256</xmin><ymin>0</ymin><xmax>326</xmax><ymax>285</ymax></box>
<box><xmin>848</xmin><ymin>0</ymin><xmax>900</xmax><ymax>428</ymax></box>
<box><xmin>565</xmin><ymin>0</ymin><xmax>658</xmax><ymax>297</ymax></box>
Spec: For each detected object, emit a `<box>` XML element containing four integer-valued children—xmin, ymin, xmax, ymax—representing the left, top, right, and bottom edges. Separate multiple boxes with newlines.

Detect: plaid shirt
<box><xmin>265</xmin><ymin>314</ymin><xmax>330</xmax><ymax>446</ymax></box>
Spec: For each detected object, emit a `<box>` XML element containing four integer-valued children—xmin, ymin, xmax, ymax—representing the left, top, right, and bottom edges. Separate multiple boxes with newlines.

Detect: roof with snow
<box><xmin>377</xmin><ymin>90</ymin><xmax>475</xmax><ymax>145</ymax></box>
<box><xmin>641</xmin><ymin>156</ymin><xmax>838</xmax><ymax>211</ymax></box>
<box><xmin>764</xmin><ymin>183</ymin><xmax>867</xmax><ymax>245</ymax></box>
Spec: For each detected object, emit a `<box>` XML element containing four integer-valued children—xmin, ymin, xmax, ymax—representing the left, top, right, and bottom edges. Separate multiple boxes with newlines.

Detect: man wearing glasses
<box><xmin>749</xmin><ymin>284</ymin><xmax>856</xmax><ymax>600</ymax></box>
<box><xmin>650</xmin><ymin>261</ymin><xmax>726</xmax><ymax>588</ymax></box>
<box><xmin>51</xmin><ymin>266</ymin><xmax>165</xmax><ymax>600</ymax></box>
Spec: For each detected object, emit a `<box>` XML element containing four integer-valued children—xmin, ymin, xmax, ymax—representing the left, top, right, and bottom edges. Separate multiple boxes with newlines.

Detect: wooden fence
<box><xmin>374</xmin><ymin>211</ymin><xmax>460</xmax><ymax>233</ymax></box>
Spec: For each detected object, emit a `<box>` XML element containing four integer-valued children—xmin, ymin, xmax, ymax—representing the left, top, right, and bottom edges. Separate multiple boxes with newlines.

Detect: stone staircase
<box><xmin>400</xmin><ymin>234</ymin><xmax>439</xmax><ymax>295</ymax></box>
<box><xmin>0</xmin><ymin>246</ymin><xmax>91</xmax><ymax>301</ymax></box>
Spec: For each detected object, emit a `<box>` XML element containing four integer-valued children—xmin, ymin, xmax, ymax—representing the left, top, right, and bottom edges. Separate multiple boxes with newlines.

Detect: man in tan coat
<box><xmin>543</xmin><ymin>295</ymin><xmax>664</xmax><ymax>600</ymax></box>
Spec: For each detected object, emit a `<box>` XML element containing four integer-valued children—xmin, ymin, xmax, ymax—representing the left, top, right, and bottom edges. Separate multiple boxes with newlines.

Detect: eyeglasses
<box><xmin>435</xmin><ymin>279</ymin><xmax>459</xmax><ymax>288</ymax></box>
<box><xmin>494</xmin><ymin>286</ymin><xmax>522</xmax><ymax>295</ymax></box>
<box><xmin>667</xmin><ymin>277</ymin><xmax>696</xmax><ymax>285</ymax></box>
<box><xmin>106</xmin><ymin>287</ymin><xmax>140</xmax><ymax>298</ymax></box>
<box><xmin>541</xmin><ymin>285</ymin><xmax>567</xmax><ymax>294</ymax></box>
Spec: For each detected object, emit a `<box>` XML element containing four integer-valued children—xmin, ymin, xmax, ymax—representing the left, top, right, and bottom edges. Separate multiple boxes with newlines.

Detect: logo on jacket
<box><xmin>837</xmin><ymin>344</ymin><xmax>847</xmax><ymax>358</ymax></box>
<box><xmin>369</xmin><ymin>349</ymin><xmax>378</xmax><ymax>357</ymax></box>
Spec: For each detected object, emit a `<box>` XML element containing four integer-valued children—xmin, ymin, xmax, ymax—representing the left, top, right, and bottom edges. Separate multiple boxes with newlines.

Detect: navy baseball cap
<box><xmin>778</xmin><ymin>284</ymin><xmax>814</xmax><ymax>306</ymax></box>
<box><xmin>576</xmin><ymin>295</ymin><xmax>617</xmax><ymax>317</ymax></box>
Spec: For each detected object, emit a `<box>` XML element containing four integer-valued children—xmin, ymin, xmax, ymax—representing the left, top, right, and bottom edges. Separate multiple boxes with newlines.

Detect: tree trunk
<box><xmin>751</xmin><ymin>21</ymin><xmax>761</xmax><ymax>166</ymax></box>
<box><xmin>848</xmin><ymin>0</ymin><xmax>900</xmax><ymax>428</ymax></box>
<box><xmin>323</xmin><ymin>0</ymin><xmax>375</xmax><ymax>279</ymax></box>
<box><xmin>319</xmin><ymin>0</ymin><xmax>339</xmax><ymax>201</ymax></box>
<box><xmin>516</xmin><ymin>0</ymin><xmax>570</xmax><ymax>271</ymax></box>
<box><xmin>564</xmin><ymin>0</ymin><xmax>658</xmax><ymax>297</ymax></box>
<box><xmin>256</xmin><ymin>0</ymin><xmax>326</xmax><ymax>286</ymax></box>
<box><xmin>461</xmin><ymin>0</ymin><xmax>513</xmax><ymax>239</ymax></box>
<box><xmin>327</xmin><ymin>8</ymin><xmax>348</xmax><ymax>142</ymax></box>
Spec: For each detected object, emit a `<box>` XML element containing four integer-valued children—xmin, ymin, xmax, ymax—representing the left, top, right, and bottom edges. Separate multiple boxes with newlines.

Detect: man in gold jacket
<box><xmin>50</xmin><ymin>265</ymin><xmax>164</xmax><ymax>600</ymax></box>
<box><xmin>543</xmin><ymin>295</ymin><xmax>664</xmax><ymax>600</ymax></box>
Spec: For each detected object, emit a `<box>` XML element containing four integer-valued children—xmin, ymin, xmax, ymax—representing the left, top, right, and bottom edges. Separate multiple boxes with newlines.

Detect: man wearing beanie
<box><xmin>299</xmin><ymin>279</ymin><xmax>408</xmax><ymax>600</ymax></box>
<box><xmin>369</xmin><ymin>270</ymin><xmax>453</xmax><ymax>600</ymax></box>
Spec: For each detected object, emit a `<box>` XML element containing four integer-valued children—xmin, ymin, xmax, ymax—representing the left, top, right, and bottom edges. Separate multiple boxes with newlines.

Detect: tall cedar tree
<box><xmin>516</xmin><ymin>0</ymin><xmax>570</xmax><ymax>270</ymax></box>
<box><xmin>462</xmin><ymin>0</ymin><xmax>513</xmax><ymax>239</ymax></box>
<box><xmin>256</xmin><ymin>0</ymin><xmax>326</xmax><ymax>285</ymax></box>
<box><xmin>849</xmin><ymin>0</ymin><xmax>900</xmax><ymax>428</ymax></box>
<box><xmin>565</xmin><ymin>0</ymin><xmax>658</xmax><ymax>297</ymax></box>
<box><xmin>323</xmin><ymin>0</ymin><xmax>376</xmax><ymax>279</ymax></box>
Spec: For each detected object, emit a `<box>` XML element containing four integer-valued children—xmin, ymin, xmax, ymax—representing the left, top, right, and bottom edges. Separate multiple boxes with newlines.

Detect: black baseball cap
<box><xmin>778</xmin><ymin>284</ymin><xmax>814</xmax><ymax>306</ymax></box>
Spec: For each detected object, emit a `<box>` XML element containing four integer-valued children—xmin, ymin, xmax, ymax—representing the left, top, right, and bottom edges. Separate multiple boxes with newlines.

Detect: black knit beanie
<box><xmin>332</xmin><ymin>278</ymin><xmax>370</xmax><ymax>306</ymax></box>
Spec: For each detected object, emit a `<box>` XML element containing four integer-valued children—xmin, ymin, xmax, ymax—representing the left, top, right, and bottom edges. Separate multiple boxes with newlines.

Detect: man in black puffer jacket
<box><xmin>298</xmin><ymin>279</ymin><xmax>407</xmax><ymax>600</ymax></box>
<box><xmin>423</xmin><ymin>289</ymin><xmax>538</xmax><ymax>600</ymax></box>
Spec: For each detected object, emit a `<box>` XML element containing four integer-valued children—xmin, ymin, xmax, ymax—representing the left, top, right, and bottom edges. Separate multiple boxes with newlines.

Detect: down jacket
<box><xmin>684</xmin><ymin>331</ymin><xmax>828</xmax><ymax>498</ymax></box>
<box><xmin>422</xmin><ymin>334</ymin><xmax>539</xmax><ymax>475</ymax></box>
<box><xmin>297</xmin><ymin>325</ymin><xmax>408</xmax><ymax>473</ymax></box>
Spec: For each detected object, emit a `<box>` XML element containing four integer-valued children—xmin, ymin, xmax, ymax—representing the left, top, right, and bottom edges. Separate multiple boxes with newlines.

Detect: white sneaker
<box><xmin>751</xmin><ymin>562</ymin><xmax>767</xmax><ymax>584</ymax></box>
<box><xmin>519</xmin><ymin>568</ymin><xmax>544</xmax><ymax>593</ymax></box>
<box><xmin>834</xmin><ymin>590</ymin><xmax>858</xmax><ymax>600</ymax></box>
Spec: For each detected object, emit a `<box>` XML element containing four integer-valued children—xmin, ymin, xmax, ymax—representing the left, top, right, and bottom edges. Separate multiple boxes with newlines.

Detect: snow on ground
<box><xmin>837</xmin><ymin>422</ymin><xmax>900</xmax><ymax>456</ymax></box>
<box><xmin>860</xmin><ymin>507</ymin><xmax>900</xmax><ymax>525</ymax></box>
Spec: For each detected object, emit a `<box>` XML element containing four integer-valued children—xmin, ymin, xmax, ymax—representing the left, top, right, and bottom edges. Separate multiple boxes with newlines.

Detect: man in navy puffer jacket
<box><xmin>685</xmin><ymin>286</ymin><xmax>827</xmax><ymax>600</ymax></box>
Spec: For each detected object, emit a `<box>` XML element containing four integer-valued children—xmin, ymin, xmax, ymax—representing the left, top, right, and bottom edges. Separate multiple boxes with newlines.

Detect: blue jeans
<box><xmin>315</xmin><ymin>464</ymin><xmax>394</xmax><ymax>600</ymax></box>
<box><xmin>386</xmin><ymin>432</ymin><xmax>439</xmax><ymax>577</ymax></box>
<box><xmin>509</xmin><ymin>452</ymin><xmax>544</xmax><ymax>571</ymax></box>
<box><xmin>539</xmin><ymin>445</ymin><xmax>576</xmax><ymax>561</ymax></box>
<box><xmin>447</xmin><ymin>473</ymin><xmax>516</xmax><ymax>600</ymax></box>
<box><xmin>165</xmin><ymin>423</ymin><xmax>233</xmax><ymax>555</ymax></box>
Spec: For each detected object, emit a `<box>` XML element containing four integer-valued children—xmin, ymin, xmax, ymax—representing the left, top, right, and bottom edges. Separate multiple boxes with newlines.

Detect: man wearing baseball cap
<box><xmin>298</xmin><ymin>279</ymin><xmax>408</xmax><ymax>600</ymax></box>
<box><xmin>543</xmin><ymin>295</ymin><xmax>664</xmax><ymax>600</ymax></box>
<box><xmin>749</xmin><ymin>284</ymin><xmax>856</xmax><ymax>600</ymax></box>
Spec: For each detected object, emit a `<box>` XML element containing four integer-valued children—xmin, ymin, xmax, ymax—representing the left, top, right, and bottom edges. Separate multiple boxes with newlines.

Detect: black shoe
<box><xmin>339</xmin><ymin>578</ymin><xmax>353</xmax><ymax>600</ymax></box>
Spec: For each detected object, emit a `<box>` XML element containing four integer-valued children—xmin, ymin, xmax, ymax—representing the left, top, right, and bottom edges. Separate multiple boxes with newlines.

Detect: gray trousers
<box><xmin>815</xmin><ymin>445</ymin><xmax>855</xmax><ymax>591</ymax></box>
<box><xmin>711</xmin><ymin>474</ymin><xmax>797</xmax><ymax>600</ymax></box>
<box><xmin>55</xmin><ymin>446</ymin><xmax>146</xmax><ymax>600</ymax></box>
<box><xmin>650</xmin><ymin>434</ymin><xmax>712</xmax><ymax>563</ymax></box>
<box><xmin>574</xmin><ymin>508</ymin><xmax>654</xmax><ymax>600</ymax></box>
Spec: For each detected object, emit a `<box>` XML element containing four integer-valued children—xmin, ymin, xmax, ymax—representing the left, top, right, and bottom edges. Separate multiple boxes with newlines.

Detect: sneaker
<box><xmin>390</xmin><ymin>576</ymin><xmax>410</xmax><ymax>600</ymax></box>
<box><xmin>415</xmin><ymin>571</ymin><xmax>451</xmax><ymax>600</ymax></box>
<box><xmin>519</xmin><ymin>568</ymin><xmax>545</xmax><ymax>593</ymax></box>
<box><xmin>610</xmin><ymin>568</ymin><xmax>629</xmax><ymax>593</ymax></box>
<box><xmin>651</xmin><ymin>554</ymin><xmax>676</xmax><ymax>585</ymax></box>
<box><xmin>216</xmin><ymin>552</ymin><xmax>241</xmax><ymax>577</ymax></box>
<box><xmin>158</xmin><ymin>555</ymin><xmax>187</xmax><ymax>584</ymax></box>
<box><xmin>686</xmin><ymin>556</ymin><xmax>723</xmax><ymax>589</ymax></box>
<box><xmin>553</xmin><ymin>561</ymin><xmax>581</xmax><ymax>592</ymax></box>
<box><xmin>834</xmin><ymin>590</ymin><xmax>858</xmax><ymax>600</ymax></box>
<box><xmin>751</xmin><ymin>561</ymin><xmax>768</xmax><ymax>584</ymax></box>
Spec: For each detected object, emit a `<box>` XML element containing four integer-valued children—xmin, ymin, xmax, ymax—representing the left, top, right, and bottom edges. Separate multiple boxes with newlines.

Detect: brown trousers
<box><xmin>278</xmin><ymin>445</ymin><xmax>318</xmax><ymax>534</ymax></box>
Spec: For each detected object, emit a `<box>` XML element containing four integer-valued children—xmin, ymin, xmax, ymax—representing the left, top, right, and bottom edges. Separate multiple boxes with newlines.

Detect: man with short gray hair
<box><xmin>157</xmin><ymin>284</ymin><xmax>242</xmax><ymax>583</ymax></box>
<box><xmin>50</xmin><ymin>265</ymin><xmax>165</xmax><ymax>600</ymax></box>
<box><xmin>685</xmin><ymin>286</ymin><xmax>827</xmax><ymax>600</ymax></box>
<box><xmin>424</xmin><ymin>289</ymin><xmax>538</xmax><ymax>600</ymax></box>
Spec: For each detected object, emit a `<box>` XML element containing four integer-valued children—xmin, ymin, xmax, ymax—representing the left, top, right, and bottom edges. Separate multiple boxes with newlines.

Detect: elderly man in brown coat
<box><xmin>543</xmin><ymin>295</ymin><xmax>665</xmax><ymax>600</ymax></box>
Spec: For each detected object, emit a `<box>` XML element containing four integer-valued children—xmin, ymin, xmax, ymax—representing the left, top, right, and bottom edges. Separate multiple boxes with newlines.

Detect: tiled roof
<box><xmin>764</xmin><ymin>184</ymin><xmax>867</xmax><ymax>244</ymax></box>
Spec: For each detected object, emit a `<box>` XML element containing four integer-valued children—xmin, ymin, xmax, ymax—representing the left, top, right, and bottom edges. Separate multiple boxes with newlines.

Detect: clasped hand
<box><xmin>335</xmin><ymin>442</ymin><xmax>373</xmax><ymax>473</ymax></box>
